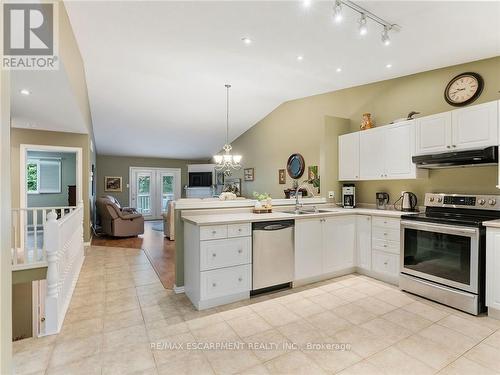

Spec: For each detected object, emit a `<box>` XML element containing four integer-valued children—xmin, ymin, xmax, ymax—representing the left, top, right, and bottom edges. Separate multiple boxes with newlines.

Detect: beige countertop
<box><xmin>182</xmin><ymin>207</ymin><xmax>416</xmax><ymax>226</ymax></box>
<box><xmin>484</xmin><ymin>219</ymin><xmax>500</xmax><ymax>228</ymax></box>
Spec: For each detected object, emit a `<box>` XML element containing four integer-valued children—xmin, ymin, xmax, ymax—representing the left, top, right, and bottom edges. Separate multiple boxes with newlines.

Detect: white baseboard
<box><xmin>83</xmin><ymin>241</ymin><xmax>91</xmax><ymax>247</ymax></box>
<box><xmin>173</xmin><ymin>284</ymin><xmax>185</xmax><ymax>294</ymax></box>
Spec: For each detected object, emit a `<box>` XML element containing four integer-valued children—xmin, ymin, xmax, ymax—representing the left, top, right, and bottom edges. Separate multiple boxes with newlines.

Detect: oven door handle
<box><xmin>400</xmin><ymin>220</ymin><xmax>479</xmax><ymax>236</ymax></box>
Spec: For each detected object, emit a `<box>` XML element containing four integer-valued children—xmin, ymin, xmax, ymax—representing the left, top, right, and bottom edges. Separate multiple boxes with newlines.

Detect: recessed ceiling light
<box><xmin>386</xmin><ymin>63</ymin><xmax>392</xmax><ymax>68</ymax></box>
<box><xmin>336</xmin><ymin>67</ymin><xmax>342</xmax><ymax>73</ymax></box>
<box><xmin>241</xmin><ymin>37</ymin><xmax>252</xmax><ymax>45</ymax></box>
<box><xmin>297</xmin><ymin>55</ymin><xmax>304</xmax><ymax>61</ymax></box>
<box><xmin>303</xmin><ymin>0</ymin><xmax>312</xmax><ymax>8</ymax></box>
<box><xmin>20</xmin><ymin>89</ymin><xmax>31</xmax><ymax>96</ymax></box>
<box><xmin>333</xmin><ymin>0</ymin><xmax>343</xmax><ymax>23</ymax></box>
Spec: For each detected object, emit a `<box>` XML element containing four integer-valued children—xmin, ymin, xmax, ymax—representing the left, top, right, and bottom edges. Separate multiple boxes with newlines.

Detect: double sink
<box><xmin>282</xmin><ymin>208</ymin><xmax>337</xmax><ymax>215</ymax></box>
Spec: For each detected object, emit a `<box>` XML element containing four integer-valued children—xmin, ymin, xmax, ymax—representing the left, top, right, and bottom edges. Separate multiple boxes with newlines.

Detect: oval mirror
<box><xmin>286</xmin><ymin>153</ymin><xmax>305</xmax><ymax>180</ymax></box>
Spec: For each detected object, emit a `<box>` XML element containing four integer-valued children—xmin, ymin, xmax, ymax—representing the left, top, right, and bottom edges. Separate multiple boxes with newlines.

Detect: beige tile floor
<box><xmin>13</xmin><ymin>246</ymin><xmax>500</xmax><ymax>375</ymax></box>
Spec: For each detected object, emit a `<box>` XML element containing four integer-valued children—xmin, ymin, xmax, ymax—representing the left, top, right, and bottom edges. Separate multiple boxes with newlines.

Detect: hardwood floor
<box><xmin>91</xmin><ymin>221</ymin><xmax>175</xmax><ymax>289</ymax></box>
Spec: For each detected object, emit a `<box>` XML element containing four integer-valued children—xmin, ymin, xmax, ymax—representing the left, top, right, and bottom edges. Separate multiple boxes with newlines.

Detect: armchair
<box><xmin>96</xmin><ymin>195</ymin><xmax>144</xmax><ymax>237</ymax></box>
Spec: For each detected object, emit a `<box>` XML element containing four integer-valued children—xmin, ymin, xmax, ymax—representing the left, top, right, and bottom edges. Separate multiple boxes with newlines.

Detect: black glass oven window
<box><xmin>404</xmin><ymin>228</ymin><xmax>470</xmax><ymax>285</ymax></box>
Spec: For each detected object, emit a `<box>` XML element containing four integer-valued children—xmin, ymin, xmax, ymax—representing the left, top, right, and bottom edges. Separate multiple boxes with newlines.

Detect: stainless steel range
<box><xmin>400</xmin><ymin>193</ymin><xmax>500</xmax><ymax>315</ymax></box>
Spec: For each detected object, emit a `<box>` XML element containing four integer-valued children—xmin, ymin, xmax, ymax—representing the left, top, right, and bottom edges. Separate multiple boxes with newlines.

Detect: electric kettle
<box><xmin>395</xmin><ymin>191</ymin><xmax>418</xmax><ymax>212</ymax></box>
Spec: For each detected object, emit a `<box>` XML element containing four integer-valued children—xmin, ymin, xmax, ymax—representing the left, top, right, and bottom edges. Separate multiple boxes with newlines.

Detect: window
<box><xmin>27</xmin><ymin>159</ymin><xmax>62</xmax><ymax>194</ymax></box>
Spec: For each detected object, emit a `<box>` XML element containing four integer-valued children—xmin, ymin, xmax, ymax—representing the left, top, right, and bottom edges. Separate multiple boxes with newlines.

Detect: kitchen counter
<box><xmin>484</xmin><ymin>219</ymin><xmax>500</xmax><ymax>228</ymax></box>
<box><xmin>182</xmin><ymin>207</ymin><xmax>416</xmax><ymax>226</ymax></box>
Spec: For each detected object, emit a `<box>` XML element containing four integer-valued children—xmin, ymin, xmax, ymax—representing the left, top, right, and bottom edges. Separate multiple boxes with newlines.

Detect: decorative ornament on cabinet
<box><xmin>360</xmin><ymin>113</ymin><xmax>374</xmax><ymax>130</ymax></box>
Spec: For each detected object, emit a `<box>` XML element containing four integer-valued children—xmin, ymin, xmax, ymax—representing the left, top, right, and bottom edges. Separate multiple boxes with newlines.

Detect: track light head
<box><xmin>381</xmin><ymin>26</ymin><xmax>391</xmax><ymax>46</ymax></box>
<box><xmin>358</xmin><ymin>13</ymin><xmax>367</xmax><ymax>36</ymax></box>
<box><xmin>333</xmin><ymin>0</ymin><xmax>343</xmax><ymax>23</ymax></box>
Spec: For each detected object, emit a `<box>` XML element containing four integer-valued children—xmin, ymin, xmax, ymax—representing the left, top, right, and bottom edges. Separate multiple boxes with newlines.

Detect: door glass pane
<box><xmin>403</xmin><ymin>228</ymin><xmax>471</xmax><ymax>285</ymax></box>
<box><xmin>137</xmin><ymin>175</ymin><xmax>151</xmax><ymax>215</ymax></box>
<box><xmin>162</xmin><ymin>175</ymin><xmax>174</xmax><ymax>213</ymax></box>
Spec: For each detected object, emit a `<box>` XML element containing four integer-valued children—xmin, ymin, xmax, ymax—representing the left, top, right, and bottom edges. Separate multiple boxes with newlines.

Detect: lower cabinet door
<box><xmin>323</xmin><ymin>216</ymin><xmax>356</xmax><ymax>273</ymax></box>
<box><xmin>295</xmin><ymin>218</ymin><xmax>323</xmax><ymax>280</ymax></box>
<box><xmin>200</xmin><ymin>264</ymin><xmax>251</xmax><ymax>300</ymax></box>
<box><xmin>486</xmin><ymin>229</ymin><xmax>500</xmax><ymax>310</ymax></box>
<box><xmin>356</xmin><ymin>215</ymin><xmax>372</xmax><ymax>271</ymax></box>
<box><xmin>372</xmin><ymin>250</ymin><xmax>399</xmax><ymax>278</ymax></box>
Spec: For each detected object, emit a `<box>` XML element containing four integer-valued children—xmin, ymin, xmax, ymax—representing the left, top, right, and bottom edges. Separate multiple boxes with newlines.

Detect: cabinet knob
<box><xmin>384</xmin><ymin>261</ymin><xmax>388</xmax><ymax>265</ymax></box>
<box><xmin>238</xmin><ymin>249</ymin><xmax>243</xmax><ymax>254</ymax></box>
<box><xmin>212</xmin><ymin>283</ymin><xmax>217</xmax><ymax>287</ymax></box>
<box><xmin>446</xmin><ymin>145</ymin><xmax>451</xmax><ymax>149</ymax></box>
<box><xmin>238</xmin><ymin>228</ymin><xmax>242</xmax><ymax>232</ymax></box>
<box><xmin>212</xmin><ymin>230</ymin><xmax>216</xmax><ymax>234</ymax></box>
<box><xmin>212</xmin><ymin>253</ymin><xmax>216</xmax><ymax>257</ymax></box>
<box><xmin>383</xmin><ymin>244</ymin><xmax>387</xmax><ymax>247</ymax></box>
<box><xmin>238</xmin><ymin>277</ymin><xmax>243</xmax><ymax>282</ymax></box>
<box><xmin>452</xmin><ymin>145</ymin><xmax>457</xmax><ymax>148</ymax></box>
<box><xmin>384</xmin><ymin>232</ymin><xmax>388</xmax><ymax>236</ymax></box>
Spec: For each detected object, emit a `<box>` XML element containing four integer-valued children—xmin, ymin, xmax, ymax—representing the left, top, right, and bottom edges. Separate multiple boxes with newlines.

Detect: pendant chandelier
<box><xmin>214</xmin><ymin>84</ymin><xmax>242</xmax><ymax>175</ymax></box>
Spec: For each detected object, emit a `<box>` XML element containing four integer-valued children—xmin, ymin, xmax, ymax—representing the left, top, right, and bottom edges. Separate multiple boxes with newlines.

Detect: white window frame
<box><xmin>26</xmin><ymin>158</ymin><xmax>62</xmax><ymax>194</ymax></box>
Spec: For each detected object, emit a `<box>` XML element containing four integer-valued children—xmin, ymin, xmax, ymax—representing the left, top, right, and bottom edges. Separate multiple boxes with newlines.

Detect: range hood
<box><xmin>413</xmin><ymin>146</ymin><xmax>498</xmax><ymax>169</ymax></box>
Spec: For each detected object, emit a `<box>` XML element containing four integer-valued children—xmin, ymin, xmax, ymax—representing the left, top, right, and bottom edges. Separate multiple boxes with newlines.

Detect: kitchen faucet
<box><xmin>294</xmin><ymin>179</ymin><xmax>316</xmax><ymax>213</ymax></box>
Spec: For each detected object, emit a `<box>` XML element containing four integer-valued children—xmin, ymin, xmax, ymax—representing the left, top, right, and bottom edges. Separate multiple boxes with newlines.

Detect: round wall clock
<box><xmin>444</xmin><ymin>72</ymin><xmax>484</xmax><ymax>107</ymax></box>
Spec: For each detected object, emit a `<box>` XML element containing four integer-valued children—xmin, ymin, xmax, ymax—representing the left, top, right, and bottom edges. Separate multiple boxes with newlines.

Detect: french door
<box><xmin>129</xmin><ymin>167</ymin><xmax>181</xmax><ymax>220</ymax></box>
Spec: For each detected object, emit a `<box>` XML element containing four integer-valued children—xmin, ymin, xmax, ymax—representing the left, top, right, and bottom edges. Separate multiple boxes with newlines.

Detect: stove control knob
<box><xmin>429</xmin><ymin>197</ymin><xmax>435</xmax><ymax>202</ymax></box>
<box><xmin>489</xmin><ymin>199</ymin><xmax>497</xmax><ymax>206</ymax></box>
<box><xmin>479</xmin><ymin>199</ymin><xmax>486</xmax><ymax>205</ymax></box>
<box><xmin>437</xmin><ymin>197</ymin><xmax>443</xmax><ymax>203</ymax></box>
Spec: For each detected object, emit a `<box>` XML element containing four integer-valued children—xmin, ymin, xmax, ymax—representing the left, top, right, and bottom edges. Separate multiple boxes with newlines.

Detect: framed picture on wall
<box><xmin>104</xmin><ymin>176</ymin><xmax>122</xmax><ymax>192</ymax></box>
<box><xmin>278</xmin><ymin>169</ymin><xmax>286</xmax><ymax>184</ymax></box>
<box><xmin>244</xmin><ymin>168</ymin><xmax>254</xmax><ymax>181</ymax></box>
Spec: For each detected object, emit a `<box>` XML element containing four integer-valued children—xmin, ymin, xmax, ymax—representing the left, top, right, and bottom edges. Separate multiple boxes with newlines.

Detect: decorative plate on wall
<box><xmin>286</xmin><ymin>153</ymin><xmax>305</xmax><ymax>179</ymax></box>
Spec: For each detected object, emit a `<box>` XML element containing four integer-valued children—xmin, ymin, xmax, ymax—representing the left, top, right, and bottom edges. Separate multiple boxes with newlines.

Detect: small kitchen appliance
<box><xmin>400</xmin><ymin>193</ymin><xmax>500</xmax><ymax>315</ymax></box>
<box><xmin>342</xmin><ymin>184</ymin><xmax>356</xmax><ymax>208</ymax></box>
<box><xmin>376</xmin><ymin>192</ymin><xmax>390</xmax><ymax>210</ymax></box>
<box><xmin>395</xmin><ymin>191</ymin><xmax>418</xmax><ymax>212</ymax></box>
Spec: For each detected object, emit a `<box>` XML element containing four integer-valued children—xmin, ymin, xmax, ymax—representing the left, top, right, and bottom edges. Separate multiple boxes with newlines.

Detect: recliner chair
<box><xmin>96</xmin><ymin>195</ymin><xmax>144</xmax><ymax>237</ymax></box>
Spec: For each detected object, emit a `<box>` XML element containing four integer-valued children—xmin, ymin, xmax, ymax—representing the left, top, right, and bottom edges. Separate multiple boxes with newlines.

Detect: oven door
<box><xmin>400</xmin><ymin>220</ymin><xmax>479</xmax><ymax>294</ymax></box>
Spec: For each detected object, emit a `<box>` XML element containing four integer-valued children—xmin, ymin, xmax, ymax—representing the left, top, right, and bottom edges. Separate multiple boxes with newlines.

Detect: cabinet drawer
<box><xmin>200</xmin><ymin>225</ymin><xmax>228</xmax><ymax>241</ymax></box>
<box><xmin>372</xmin><ymin>250</ymin><xmax>399</xmax><ymax>278</ymax></box>
<box><xmin>372</xmin><ymin>226</ymin><xmax>400</xmax><ymax>242</ymax></box>
<box><xmin>200</xmin><ymin>237</ymin><xmax>251</xmax><ymax>271</ymax></box>
<box><xmin>372</xmin><ymin>216</ymin><xmax>400</xmax><ymax>230</ymax></box>
<box><xmin>200</xmin><ymin>264</ymin><xmax>251</xmax><ymax>300</ymax></box>
<box><xmin>373</xmin><ymin>238</ymin><xmax>400</xmax><ymax>255</ymax></box>
<box><xmin>227</xmin><ymin>223</ymin><xmax>251</xmax><ymax>238</ymax></box>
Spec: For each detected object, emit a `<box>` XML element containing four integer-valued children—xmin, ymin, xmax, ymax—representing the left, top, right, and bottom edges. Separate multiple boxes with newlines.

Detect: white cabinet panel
<box><xmin>200</xmin><ymin>264</ymin><xmax>251</xmax><ymax>300</ymax></box>
<box><xmin>360</xmin><ymin>128</ymin><xmax>386</xmax><ymax>179</ymax></box>
<box><xmin>200</xmin><ymin>237</ymin><xmax>251</xmax><ymax>271</ymax></box>
<box><xmin>356</xmin><ymin>215</ymin><xmax>372</xmax><ymax>271</ymax></box>
<box><xmin>415</xmin><ymin>112</ymin><xmax>452</xmax><ymax>155</ymax></box>
<box><xmin>452</xmin><ymin>101</ymin><xmax>498</xmax><ymax>151</ymax></box>
<box><xmin>295</xmin><ymin>218</ymin><xmax>323</xmax><ymax>280</ymax></box>
<box><xmin>200</xmin><ymin>225</ymin><xmax>228</xmax><ymax>241</ymax></box>
<box><xmin>323</xmin><ymin>216</ymin><xmax>356</xmax><ymax>273</ymax></box>
<box><xmin>339</xmin><ymin>132</ymin><xmax>360</xmax><ymax>181</ymax></box>
<box><xmin>372</xmin><ymin>250</ymin><xmax>399</xmax><ymax>278</ymax></box>
<box><xmin>384</xmin><ymin>121</ymin><xmax>417</xmax><ymax>178</ymax></box>
<box><xmin>227</xmin><ymin>223</ymin><xmax>251</xmax><ymax>238</ymax></box>
<box><xmin>486</xmin><ymin>228</ymin><xmax>500</xmax><ymax>311</ymax></box>
<box><xmin>372</xmin><ymin>216</ymin><xmax>400</xmax><ymax>229</ymax></box>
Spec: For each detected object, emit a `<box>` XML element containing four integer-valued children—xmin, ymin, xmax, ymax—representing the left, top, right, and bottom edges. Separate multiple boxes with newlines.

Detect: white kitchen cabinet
<box><xmin>356</xmin><ymin>215</ymin><xmax>372</xmax><ymax>271</ymax></box>
<box><xmin>486</xmin><ymin>228</ymin><xmax>500</xmax><ymax>315</ymax></box>
<box><xmin>359</xmin><ymin>127</ymin><xmax>386</xmax><ymax>179</ymax></box>
<box><xmin>452</xmin><ymin>101</ymin><xmax>498</xmax><ymax>151</ymax></box>
<box><xmin>415</xmin><ymin>100</ymin><xmax>499</xmax><ymax>155</ymax></box>
<box><xmin>295</xmin><ymin>216</ymin><xmax>356</xmax><ymax>281</ymax></box>
<box><xmin>295</xmin><ymin>218</ymin><xmax>324</xmax><ymax>280</ymax></box>
<box><xmin>338</xmin><ymin>132</ymin><xmax>360</xmax><ymax>181</ymax></box>
<box><xmin>415</xmin><ymin>112</ymin><xmax>452</xmax><ymax>155</ymax></box>
<box><xmin>323</xmin><ymin>216</ymin><xmax>356</xmax><ymax>273</ymax></box>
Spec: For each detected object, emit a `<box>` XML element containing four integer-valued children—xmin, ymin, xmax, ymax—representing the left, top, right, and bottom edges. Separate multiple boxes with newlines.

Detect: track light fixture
<box><xmin>332</xmin><ymin>1</ymin><xmax>400</xmax><ymax>46</ymax></box>
<box><xmin>333</xmin><ymin>0</ymin><xmax>343</xmax><ymax>23</ymax></box>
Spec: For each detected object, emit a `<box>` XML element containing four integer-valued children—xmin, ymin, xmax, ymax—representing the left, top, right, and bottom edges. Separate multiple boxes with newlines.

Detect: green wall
<box><xmin>231</xmin><ymin>56</ymin><xmax>500</xmax><ymax>205</ymax></box>
<box><xmin>96</xmin><ymin>155</ymin><xmax>207</xmax><ymax>206</ymax></box>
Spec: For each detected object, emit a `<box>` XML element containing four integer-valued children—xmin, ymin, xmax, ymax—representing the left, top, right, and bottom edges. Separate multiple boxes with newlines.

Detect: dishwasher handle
<box><xmin>252</xmin><ymin>220</ymin><xmax>294</xmax><ymax>231</ymax></box>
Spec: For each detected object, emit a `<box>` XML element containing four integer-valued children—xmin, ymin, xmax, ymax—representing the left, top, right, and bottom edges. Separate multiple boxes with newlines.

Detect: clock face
<box><xmin>444</xmin><ymin>72</ymin><xmax>484</xmax><ymax>107</ymax></box>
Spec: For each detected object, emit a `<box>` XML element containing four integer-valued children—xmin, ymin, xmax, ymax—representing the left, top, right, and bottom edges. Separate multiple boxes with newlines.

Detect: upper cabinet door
<box><xmin>415</xmin><ymin>112</ymin><xmax>452</xmax><ymax>155</ymax></box>
<box><xmin>451</xmin><ymin>101</ymin><xmax>499</xmax><ymax>151</ymax></box>
<box><xmin>359</xmin><ymin>128</ymin><xmax>386</xmax><ymax>180</ymax></box>
<box><xmin>384</xmin><ymin>121</ymin><xmax>417</xmax><ymax>178</ymax></box>
<box><xmin>338</xmin><ymin>132</ymin><xmax>360</xmax><ymax>181</ymax></box>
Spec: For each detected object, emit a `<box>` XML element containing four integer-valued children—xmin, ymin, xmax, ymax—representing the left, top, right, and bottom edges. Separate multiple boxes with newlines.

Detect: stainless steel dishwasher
<box><xmin>252</xmin><ymin>220</ymin><xmax>294</xmax><ymax>292</ymax></box>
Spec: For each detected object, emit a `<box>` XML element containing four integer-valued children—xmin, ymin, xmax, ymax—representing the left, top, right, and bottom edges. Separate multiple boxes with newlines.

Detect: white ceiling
<box><xmin>63</xmin><ymin>1</ymin><xmax>500</xmax><ymax>159</ymax></box>
<box><xmin>11</xmin><ymin>61</ymin><xmax>89</xmax><ymax>134</ymax></box>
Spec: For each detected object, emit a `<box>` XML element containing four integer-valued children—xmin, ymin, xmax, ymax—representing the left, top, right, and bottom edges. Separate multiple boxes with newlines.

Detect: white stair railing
<box><xmin>11</xmin><ymin>206</ymin><xmax>77</xmax><ymax>270</ymax></box>
<box><xmin>42</xmin><ymin>202</ymin><xmax>84</xmax><ymax>336</ymax></box>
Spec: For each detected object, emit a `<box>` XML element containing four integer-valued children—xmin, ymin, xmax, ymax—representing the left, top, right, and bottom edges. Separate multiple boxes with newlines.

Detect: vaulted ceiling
<box><xmin>61</xmin><ymin>1</ymin><xmax>500</xmax><ymax>159</ymax></box>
